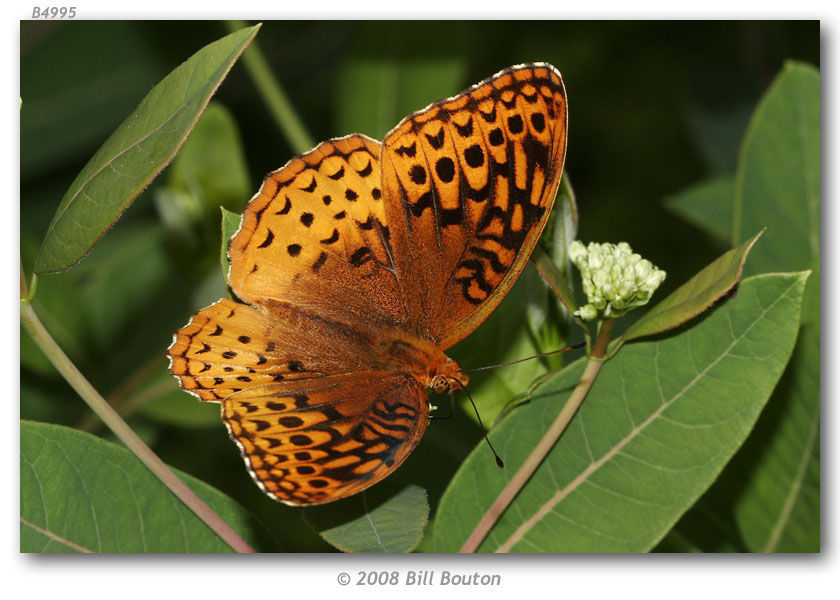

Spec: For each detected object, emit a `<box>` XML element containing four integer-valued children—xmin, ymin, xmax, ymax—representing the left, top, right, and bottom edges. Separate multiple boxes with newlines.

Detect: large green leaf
<box><xmin>733</xmin><ymin>261</ymin><xmax>819</xmax><ymax>551</ymax></box>
<box><xmin>734</xmin><ymin>61</ymin><xmax>819</xmax><ymax>274</ymax></box>
<box><xmin>33</xmin><ymin>24</ymin><xmax>260</xmax><ymax>274</ymax></box>
<box><xmin>303</xmin><ymin>484</ymin><xmax>429</xmax><ymax>553</ymax></box>
<box><xmin>652</xmin><ymin>61</ymin><xmax>820</xmax><ymax>553</ymax></box>
<box><xmin>20</xmin><ymin>420</ymin><xmax>276</xmax><ymax>552</ymax></box>
<box><xmin>431</xmin><ymin>272</ymin><xmax>807</xmax><ymax>552</ymax></box>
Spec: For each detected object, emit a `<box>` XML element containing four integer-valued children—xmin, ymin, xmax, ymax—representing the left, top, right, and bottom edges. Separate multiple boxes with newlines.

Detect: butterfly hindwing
<box><xmin>222</xmin><ymin>373</ymin><xmax>429</xmax><ymax>505</ymax></box>
<box><xmin>381</xmin><ymin>63</ymin><xmax>568</xmax><ymax>348</ymax></box>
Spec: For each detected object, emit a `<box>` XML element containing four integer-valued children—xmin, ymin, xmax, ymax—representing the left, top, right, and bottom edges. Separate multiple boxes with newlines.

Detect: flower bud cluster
<box><xmin>568</xmin><ymin>241</ymin><xmax>666</xmax><ymax>320</ymax></box>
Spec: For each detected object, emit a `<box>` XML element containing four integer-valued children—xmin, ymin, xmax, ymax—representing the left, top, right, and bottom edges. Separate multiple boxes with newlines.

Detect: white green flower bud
<box><xmin>568</xmin><ymin>240</ymin><xmax>666</xmax><ymax>320</ymax></box>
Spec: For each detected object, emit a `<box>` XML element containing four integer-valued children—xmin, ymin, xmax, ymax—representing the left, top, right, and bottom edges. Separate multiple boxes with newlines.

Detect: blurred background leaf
<box><xmin>20</xmin><ymin>20</ymin><xmax>819</xmax><ymax>552</ymax></box>
<box><xmin>664</xmin><ymin>176</ymin><xmax>734</xmax><ymax>247</ymax></box>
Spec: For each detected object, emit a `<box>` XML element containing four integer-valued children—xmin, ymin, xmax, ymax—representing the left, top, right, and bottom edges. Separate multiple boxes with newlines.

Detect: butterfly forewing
<box><xmin>228</xmin><ymin>134</ymin><xmax>408</xmax><ymax>329</ymax></box>
<box><xmin>381</xmin><ymin>63</ymin><xmax>568</xmax><ymax>348</ymax></box>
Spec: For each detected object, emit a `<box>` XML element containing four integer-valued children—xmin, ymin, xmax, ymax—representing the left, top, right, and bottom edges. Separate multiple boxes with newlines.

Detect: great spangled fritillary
<box><xmin>168</xmin><ymin>63</ymin><xmax>568</xmax><ymax>505</ymax></box>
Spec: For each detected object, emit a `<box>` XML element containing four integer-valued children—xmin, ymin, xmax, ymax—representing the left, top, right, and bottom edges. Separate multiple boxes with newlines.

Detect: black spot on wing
<box><xmin>301</xmin><ymin>177</ymin><xmax>317</xmax><ymax>193</ymax></box>
<box><xmin>349</xmin><ymin>246</ymin><xmax>373</xmax><ymax>267</ymax></box>
<box><xmin>425</xmin><ymin>128</ymin><xmax>445</xmax><ymax>150</ymax></box>
<box><xmin>395</xmin><ymin>142</ymin><xmax>417</xmax><ymax>157</ymax></box>
<box><xmin>312</xmin><ymin>251</ymin><xmax>328</xmax><ymax>273</ymax></box>
<box><xmin>320</xmin><ymin>228</ymin><xmax>339</xmax><ymax>244</ymax></box>
<box><xmin>257</xmin><ymin>230</ymin><xmax>274</xmax><ymax>248</ymax></box>
<box><xmin>275</xmin><ymin>197</ymin><xmax>291</xmax><ymax>215</ymax></box>
<box><xmin>357</xmin><ymin>160</ymin><xmax>373</xmax><ymax>177</ymax></box>
<box><xmin>454</xmin><ymin>117</ymin><xmax>473</xmax><ymax>137</ymax></box>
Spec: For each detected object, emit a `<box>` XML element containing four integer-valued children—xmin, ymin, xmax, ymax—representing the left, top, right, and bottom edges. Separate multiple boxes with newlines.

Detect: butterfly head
<box><xmin>428</xmin><ymin>356</ymin><xmax>469</xmax><ymax>394</ymax></box>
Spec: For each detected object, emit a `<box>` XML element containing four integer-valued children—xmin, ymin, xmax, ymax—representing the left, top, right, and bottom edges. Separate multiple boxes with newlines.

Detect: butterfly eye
<box><xmin>430</xmin><ymin>375</ymin><xmax>450</xmax><ymax>394</ymax></box>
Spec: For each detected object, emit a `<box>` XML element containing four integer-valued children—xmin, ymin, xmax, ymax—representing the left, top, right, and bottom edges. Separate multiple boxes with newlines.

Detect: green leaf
<box><xmin>336</xmin><ymin>57</ymin><xmax>467</xmax><ymax>139</ymax></box>
<box><xmin>664</xmin><ymin>175</ymin><xmax>734</xmax><ymax>244</ymax></box>
<box><xmin>302</xmin><ymin>484</ymin><xmax>429</xmax><ymax>553</ymax></box>
<box><xmin>33</xmin><ymin>24</ymin><xmax>260</xmax><ymax>274</ymax></box>
<box><xmin>20</xmin><ymin>420</ymin><xmax>276</xmax><ymax>552</ymax></box>
<box><xmin>220</xmin><ymin>206</ymin><xmax>242</xmax><ymax>284</ymax></box>
<box><xmin>734</xmin><ymin>61</ymin><xmax>820</xmax><ymax>275</ymax></box>
<box><xmin>621</xmin><ymin>230</ymin><xmax>762</xmax><ymax>342</ymax></box>
<box><xmin>431</xmin><ymin>272</ymin><xmax>807</xmax><ymax>552</ymax></box>
<box><xmin>733</xmin><ymin>260</ymin><xmax>820</xmax><ymax>552</ymax></box>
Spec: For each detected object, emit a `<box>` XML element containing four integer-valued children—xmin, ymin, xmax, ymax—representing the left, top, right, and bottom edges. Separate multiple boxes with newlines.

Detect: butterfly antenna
<box><xmin>462</xmin><ymin>341</ymin><xmax>585</xmax><ymax>373</ymax></box>
<box><xmin>465</xmin><ymin>387</ymin><xmax>504</xmax><ymax>469</ymax></box>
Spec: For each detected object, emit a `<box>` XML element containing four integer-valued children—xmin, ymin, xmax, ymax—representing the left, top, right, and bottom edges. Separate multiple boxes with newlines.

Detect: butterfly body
<box><xmin>169</xmin><ymin>63</ymin><xmax>567</xmax><ymax>505</ymax></box>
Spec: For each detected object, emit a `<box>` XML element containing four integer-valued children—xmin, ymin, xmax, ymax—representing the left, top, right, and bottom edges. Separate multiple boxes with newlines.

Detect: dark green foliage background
<box><xmin>20</xmin><ymin>20</ymin><xmax>819</xmax><ymax>552</ymax></box>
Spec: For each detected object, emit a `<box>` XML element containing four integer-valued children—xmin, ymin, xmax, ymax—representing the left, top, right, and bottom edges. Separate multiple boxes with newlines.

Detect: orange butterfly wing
<box><xmin>381</xmin><ymin>63</ymin><xmax>568</xmax><ymax>348</ymax></box>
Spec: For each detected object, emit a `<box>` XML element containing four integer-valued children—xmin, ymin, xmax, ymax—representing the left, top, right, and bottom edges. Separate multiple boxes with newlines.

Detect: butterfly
<box><xmin>168</xmin><ymin>63</ymin><xmax>568</xmax><ymax>506</ymax></box>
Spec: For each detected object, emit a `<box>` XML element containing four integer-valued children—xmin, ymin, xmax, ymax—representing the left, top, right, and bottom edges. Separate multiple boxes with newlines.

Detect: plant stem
<box><xmin>459</xmin><ymin>318</ymin><xmax>616</xmax><ymax>553</ymax></box>
<box><xmin>225</xmin><ymin>20</ymin><xmax>313</xmax><ymax>155</ymax></box>
<box><xmin>592</xmin><ymin>318</ymin><xmax>616</xmax><ymax>358</ymax></box>
<box><xmin>20</xmin><ymin>302</ymin><xmax>255</xmax><ymax>553</ymax></box>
